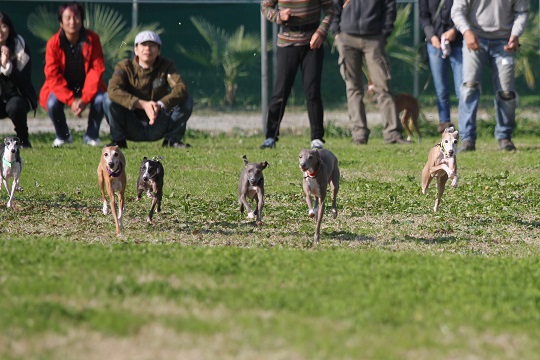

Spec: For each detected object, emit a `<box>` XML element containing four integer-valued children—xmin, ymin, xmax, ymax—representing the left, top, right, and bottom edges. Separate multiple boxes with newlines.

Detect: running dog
<box><xmin>421</xmin><ymin>126</ymin><xmax>459</xmax><ymax>212</ymax></box>
<box><xmin>238</xmin><ymin>155</ymin><xmax>268</xmax><ymax>226</ymax></box>
<box><xmin>136</xmin><ymin>157</ymin><xmax>164</xmax><ymax>224</ymax></box>
<box><xmin>1</xmin><ymin>136</ymin><xmax>23</xmax><ymax>208</ymax></box>
<box><xmin>97</xmin><ymin>145</ymin><xmax>126</xmax><ymax>235</ymax></box>
<box><xmin>298</xmin><ymin>148</ymin><xmax>340</xmax><ymax>245</ymax></box>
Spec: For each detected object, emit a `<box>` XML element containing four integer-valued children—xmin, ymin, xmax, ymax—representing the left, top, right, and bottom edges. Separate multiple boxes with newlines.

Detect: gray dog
<box><xmin>238</xmin><ymin>155</ymin><xmax>269</xmax><ymax>226</ymax></box>
<box><xmin>298</xmin><ymin>148</ymin><xmax>340</xmax><ymax>245</ymax></box>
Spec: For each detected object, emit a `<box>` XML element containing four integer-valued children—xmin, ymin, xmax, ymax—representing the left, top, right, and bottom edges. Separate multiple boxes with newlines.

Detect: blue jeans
<box><xmin>103</xmin><ymin>94</ymin><xmax>193</xmax><ymax>143</ymax></box>
<box><xmin>458</xmin><ymin>38</ymin><xmax>517</xmax><ymax>142</ymax></box>
<box><xmin>46</xmin><ymin>91</ymin><xmax>104</xmax><ymax>140</ymax></box>
<box><xmin>427</xmin><ymin>43</ymin><xmax>462</xmax><ymax>123</ymax></box>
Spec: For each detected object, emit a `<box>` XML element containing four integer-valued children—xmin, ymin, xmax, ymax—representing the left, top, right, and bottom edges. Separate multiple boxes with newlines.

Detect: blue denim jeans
<box><xmin>458</xmin><ymin>38</ymin><xmax>517</xmax><ymax>142</ymax></box>
<box><xmin>103</xmin><ymin>93</ymin><xmax>193</xmax><ymax>143</ymax></box>
<box><xmin>47</xmin><ymin>91</ymin><xmax>105</xmax><ymax>140</ymax></box>
<box><xmin>427</xmin><ymin>43</ymin><xmax>462</xmax><ymax>123</ymax></box>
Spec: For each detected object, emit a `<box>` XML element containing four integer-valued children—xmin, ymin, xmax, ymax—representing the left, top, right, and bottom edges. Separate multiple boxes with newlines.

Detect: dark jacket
<box><xmin>0</xmin><ymin>35</ymin><xmax>38</xmax><ymax>110</ymax></box>
<box><xmin>107</xmin><ymin>56</ymin><xmax>189</xmax><ymax>112</ymax></box>
<box><xmin>330</xmin><ymin>0</ymin><xmax>396</xmax><ymax>38</ymax></box>
<box><xmin>419</xmin><ymin>0</ymin><xmax>462</xmax><ymax>46</ymax></box>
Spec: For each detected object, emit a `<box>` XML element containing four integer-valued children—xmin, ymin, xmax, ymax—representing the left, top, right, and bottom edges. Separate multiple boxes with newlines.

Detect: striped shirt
<box><xmin>261</xmin><ymin>0</ymin><xmax>334</xmax><ymax>47</ymax></box>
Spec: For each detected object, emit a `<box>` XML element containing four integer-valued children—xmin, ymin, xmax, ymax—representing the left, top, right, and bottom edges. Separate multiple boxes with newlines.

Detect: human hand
<box><xmin>430</xmin><ymin>35</ymin><xmax>441</xmax><ymax>48</ymax></box>
<box><xmin>71</xmin><ymin>99</ymin><xmax>83</xmax><ymax>117</ymax></box>
<box><xmin>504</xmin><ymin>35</ymin><xmax>520</xmax><ymax>52</ymax></box>
<box><xmin>1</xmin><ymin>45</ymin><xmax>10</xmax><ymax>67</ymax></box>
<box><xmin>442</xmin><ymin>28</ymin><xmax>457</xmax><ymax>42</ymax></box>
<box><xmin>140</xmin><ymin>100</ymin><xmax>160</xmax><ymax>125</ymax></box>
<box><xmin>310</xmin><ymin>32</ymin><xmax>323</xmax><ymax>49</ymax></box>
<box><xmin>279</xmin><ymin>8</ymin><xmax>292</xmax><ymax>22</ymax></box>
<box><xmin>463</xmin><ymin>30</ymin><xmax>479</xmax><ymax>51</ymax></box>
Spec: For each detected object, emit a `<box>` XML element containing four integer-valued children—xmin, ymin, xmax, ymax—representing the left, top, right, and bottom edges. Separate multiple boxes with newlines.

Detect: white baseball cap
<box><xmin>134</xmin><ymin>31</ymin><xmax>161</xmax><ymax>46</ymax></box>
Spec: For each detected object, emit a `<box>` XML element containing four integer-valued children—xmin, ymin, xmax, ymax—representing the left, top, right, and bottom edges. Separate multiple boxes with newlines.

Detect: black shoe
<box><xmin>162</xmin><ymin>139</ymin><xmax>191</xmax><ymax>148</ymax></box>
<box><xmin>498</xmin><ymin>138</ymin><xmax>516</xmax><ymax>151</ymax></box>
<box><xmin>460</xmin><ymin>139</ymin><xmax>476</xmax><ymax>152</ymax></box>
<box><xmin>352</xmin><ymin>138</ymin><xmax>368</xmax><ymax>145</ymax></box>
<box><xmin>20</xmin><ymin>139</ymin><xmax>32</xmax><ymax>149</ymax></box>
<box><xmin>106</xmin><ymin>140</ymin><xmax>128</xmax><ymax>149</ymax></box>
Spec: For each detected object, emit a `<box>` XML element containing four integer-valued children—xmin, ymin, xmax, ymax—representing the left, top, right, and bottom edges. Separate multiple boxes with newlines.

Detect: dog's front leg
<box><xmin>7</xmin><ymin>178</ymin><xmax>17</xmax><ymax>208</ymax></box>
<box><xmin>255</xmin><ymin>187</ymin><xmax>264</xmax><ymax>226</ymax></box>
<box><xmin>117</xmin><ymin>190</ymin><xmax>125</xmax><ymax>235</ymax></box>
<box><xmin>239</xmin><ymin>193</ymin><xmax>253</xmax><ymax>219</ymax></box>
<box><xmin>303</xmin><ymin>180</ymin><xmax>315</xmax><ymax>218</ymax></box>
<box><xmin>313</xmin><ymin>197</ymin><xmax>325</xmax><ymax>246</ymax></box>
<box><xmin>98</xmin><ymin>174</ymin><xmax>108</xmax><ymax>215</ymax></box>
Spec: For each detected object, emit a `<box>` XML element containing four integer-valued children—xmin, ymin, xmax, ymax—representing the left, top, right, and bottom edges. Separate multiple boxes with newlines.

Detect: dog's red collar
<box><xmin>305</xmin><ymin>164</ymin><xmax>321</xmax><ymax>178</ymax></box>
<box><xmin>107</xmin><ymin>163</ymin><xmax>123</xmax><ymax>178</ymax></box>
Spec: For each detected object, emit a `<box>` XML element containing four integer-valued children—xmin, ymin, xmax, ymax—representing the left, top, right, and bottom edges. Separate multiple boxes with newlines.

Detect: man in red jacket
<box><xmin>39</xmin><ymin>1</ymin><xmax>106</xmax><ymax>147</ymax></box>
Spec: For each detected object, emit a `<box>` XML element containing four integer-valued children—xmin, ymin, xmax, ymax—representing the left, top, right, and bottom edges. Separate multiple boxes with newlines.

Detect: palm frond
<box><xmin>27</xmin><ymin>6</ymin><xmax>58</xmax><ymax>44</ymax></box>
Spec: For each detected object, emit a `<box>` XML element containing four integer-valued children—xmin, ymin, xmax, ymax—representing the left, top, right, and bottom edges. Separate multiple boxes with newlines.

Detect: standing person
<box><xmin>419</xmin><ymin>0</ymin><xmax>463</xmax><ymax>134</ymax></box>
<box><xmin>260</xmin><ymin>0</ymin><xmax>334</xmax><ymax>150</ymax></box>
<box><xmin>330</xmin><ymin>0</ymin><xmax>408</xmax><ymax>145</ymax></box>
<box><xmin>0</xmin><ymin>12</ymin><xmax>37</xmax><ymax>148</ymax></box>
<box><xmin>451</xmin><ymin>0</ymin><xmax>529</xmax><ymax>151</ymax></box>
<box><xmin>40</xmin><ymin>1</ymin><xmax>106</xmax><ymax>147</ymax></box>
<box><xmin>103</xmin><ymin>30</ymin><xmax>193</xmax><ymax>149</ymax></box>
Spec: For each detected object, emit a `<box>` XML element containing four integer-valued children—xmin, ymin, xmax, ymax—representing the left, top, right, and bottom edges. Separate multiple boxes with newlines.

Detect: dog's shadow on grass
<box><xmin>403</xmin><ymin>235</ymin><xmax>459</xmax><ymax>244</ymax></box>
<box><xmin>329</xmin><ymin>230</ymin><xmax>377</xmax><ymax>242</ymax></box>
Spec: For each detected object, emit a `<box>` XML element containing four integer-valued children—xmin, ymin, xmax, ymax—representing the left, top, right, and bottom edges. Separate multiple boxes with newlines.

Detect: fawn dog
<box><xmin>97</xmin><ymin>145</ymin><xmax>126</xmax><ymax>235</ymax></box>
<box><xmin>299</xmin><ymin>148</ymin><xmax>340</xmax><ymax>245</ymax></box>
<box><xmin>238</xmin><ymin>155</ymin><xmax>269</xmax><ymax>226</ymax></box>
<box><xmin>1</xmin><ymin>136</ymin><xmax>23</xmax><ymax>208</ymax></box>
<box><xmin>137</xmin><ymin>157</ymin><xmax>165</xmax><ymax>224</ymax></box>
<box><xmin>367</xmin><ymin>81</ymin><xmax>421</xmax><ymax>142</ymax></box>
<box><xmin>421</xmin><ymin>126</ymin><xmax>459</xmax><ymax>212</ymax></box>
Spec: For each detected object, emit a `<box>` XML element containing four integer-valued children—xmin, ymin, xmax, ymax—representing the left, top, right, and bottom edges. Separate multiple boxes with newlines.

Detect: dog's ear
<box><xmin>444</xmin><ymin>126</ymin><xmax>455</xmax><ymax>134</ymax></box>
<box><xmin>260</xmin><ymin>161</ymin><xmax>269</xmax><ymax>169</ymax></box>
<box><xmin>143</xmin><ymin>156</ymin><xmax>148</xmax><ymax>161</ymax></box>
<box><xmin>453</xmin><ymin>130</ymin><xmax>459</xmax><ymax>139</ymax></box>
<box><xmin>242</xmin><ymin>155</ymin><xmax>249</xmax><ymax>165</ymax></box>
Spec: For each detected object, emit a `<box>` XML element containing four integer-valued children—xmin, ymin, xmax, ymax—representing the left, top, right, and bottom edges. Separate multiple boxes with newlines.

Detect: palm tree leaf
<box><xmin>27</xmin><ymin>6</ymin><xmax>58</xmax><ymax>45</ymax></box>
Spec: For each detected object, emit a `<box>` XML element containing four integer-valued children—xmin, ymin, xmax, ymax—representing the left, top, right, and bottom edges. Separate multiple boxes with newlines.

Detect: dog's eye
<box><xmin>104</xmin><ymin>152</ymin><xmax>109</xmax><ymax>157</ymax></box>
<box><xmin>114</xmin><ymin>153</ymin><xmax>119</xmax><ymax>157</ymax></box>
<box><xmin>453</xmin><ymin>140</ymin><xmax>458</xmax><ymax>144</ymax></box>
<box><xmin>308</xmin><ymin>155</ymin><xmax>313</xmax><ymax>159</ymax></box>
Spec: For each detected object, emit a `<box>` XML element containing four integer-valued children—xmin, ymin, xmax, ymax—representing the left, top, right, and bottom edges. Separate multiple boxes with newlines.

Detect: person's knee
<box><xmin>172</xmin><ymin>95</ymin><xmax>193</xmax><ymax>122</ymax></box>
<box><xmin>497</xmin><ymin>91</ymin><xmax>516</xmax><ymax>101</ymax></box>
<box><xmin>47</xmin><ymin>93</ymin><xmax>64</xmax><ymax>111</ymax></box>
<box><xmin>460</xmin><ymin>81</ymin><xmax>480</xmax><ymax>96</ymax></box>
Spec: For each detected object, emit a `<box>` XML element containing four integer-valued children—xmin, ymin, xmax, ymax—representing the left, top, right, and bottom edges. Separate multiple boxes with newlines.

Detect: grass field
<box><xmin>1</xmin><ymin>118</ymin><xmax>540</xmax><ymax>359</ymax></box>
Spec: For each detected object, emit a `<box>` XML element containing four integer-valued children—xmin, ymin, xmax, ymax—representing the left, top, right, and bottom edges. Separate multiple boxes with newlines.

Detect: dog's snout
<box><xmin>448</xmin><ymin>150</ymin><xmax>454</xmax><ymax>156</ymax></box>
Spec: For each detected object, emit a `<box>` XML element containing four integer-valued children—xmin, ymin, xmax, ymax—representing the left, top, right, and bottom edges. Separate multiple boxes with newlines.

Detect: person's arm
<box><xmin>43</xmin><ymin>34</ymin><xmax>75</xmax><ymax>106</ymax></box>
<box><xmin>80</xmin><ymin>32</ymin><xmax>105</xmax><ymax>105</ymax></box>
<box><xmin>107</xmin><ymin>60</ymin><xmax>139</xmax><ymax>110</ymax></box>
<box><xmin>261</xmin><ymin>0</ymin><xmax>281</xmax><ymax>24</ymax></box>
<box><xmin>330</xmin><ymin>0</ymin><xmax>344</xmax><ymax>36</ymax></box>
<box><xmin>419</xmin><ymin>0</ymin><xmax>434</xmax><ymax>40</ymax></box>
<box><xmin>311</xmin><ymin>0</ymin><xmax>334</xmax><ymax>49</ymax></box>
<box><xmin>159</xmin><ymin>62</ymin><xmax>189</xmax><ymax>110</ymax></box>
<box><xmin>383</xmin><ymin>0</ymin><xmax>396</xmax><ymax>39</ymax></box>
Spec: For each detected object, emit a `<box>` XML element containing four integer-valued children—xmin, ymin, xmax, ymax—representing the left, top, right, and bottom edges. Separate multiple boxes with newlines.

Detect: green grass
<box><xmin>1</xmin><ymin>119</ymin><xmax>540</xmax><ymax>359</ymax></box>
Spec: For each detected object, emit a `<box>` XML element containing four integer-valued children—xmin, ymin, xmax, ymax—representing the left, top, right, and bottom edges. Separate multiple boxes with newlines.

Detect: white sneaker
<box><xmin>311</xmin><ymin>139</ymin><xmax>324</xmax><ymax>149</ymax></box>
<box><xmin>52</xmin><ymin>134</ymin><xmax>73</xmax><ymax>148</ymax></box>
<box><xmin>83</xmin><ymin>135</ymin><xmax>101</xmax><ymax>147</ymax></box>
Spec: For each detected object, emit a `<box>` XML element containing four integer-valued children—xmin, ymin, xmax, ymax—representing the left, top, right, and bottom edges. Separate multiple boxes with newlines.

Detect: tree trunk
<box><xmin>224</xmin><ymin>82</ymin><xmax>238</xmax><ymax>106</ymax></box>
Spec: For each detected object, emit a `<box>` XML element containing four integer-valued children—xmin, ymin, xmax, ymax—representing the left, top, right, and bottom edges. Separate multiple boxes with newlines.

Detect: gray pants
<box><xmin>336</xmin><ymin>33</ymin><xmax>403</xmax><ymax>142</ymax></box>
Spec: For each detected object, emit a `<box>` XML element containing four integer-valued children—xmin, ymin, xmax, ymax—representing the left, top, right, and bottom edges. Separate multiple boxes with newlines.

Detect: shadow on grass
<box><xmin>329</xmin><ymin>230</ymin><xmax>377</xmax><ymax>242</ymax></box>
<box><xmin>403</xmin><ymin>235</ymin><xmax>459</xmax><ymax>243</ymax></box>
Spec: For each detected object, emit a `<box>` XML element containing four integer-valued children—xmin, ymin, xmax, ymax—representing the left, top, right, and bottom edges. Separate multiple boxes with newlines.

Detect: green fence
<box><xmin>3</xmin><ymin>0</ymin><xmax>539</xmax><ymax>109</ymax></box>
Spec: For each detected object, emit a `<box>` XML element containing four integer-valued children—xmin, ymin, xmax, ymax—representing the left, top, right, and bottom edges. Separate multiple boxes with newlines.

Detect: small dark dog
<box><xmin>137</xmin><ymin>157</ymin><xmax>165</xmax><ymax>224</ymax></box>
<box><xmin>1</xmin><ymin>136</ymin><xmax>23</xmax><ymax>208</ymax></box>
<box><xmin>238</xmin><ymin>155</ymin><xmax>269</xmax><ymax>226</ymax></box>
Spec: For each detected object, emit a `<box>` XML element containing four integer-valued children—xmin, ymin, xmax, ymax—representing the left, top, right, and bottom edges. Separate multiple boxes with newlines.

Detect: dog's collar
<box><xmin>305</xmin><ymin>164</ymin><xmax>321</xmax><ymax>178</ymax></box>
<box><xmin>438</xmin><ymin>142</ymin><xmax>452</xmax><ymax>157</ymax></box>
<box><xmin>248</xmin><ymin>177</ymin><xmax>262</xmax><ymax>186</ymax></box>
<box><xmin>2</xmin><ymin>155</ymin><xmax>16</xmax><ymax>168</ymax></box>
<box><xmin>107</xmin><ymin>162</ymin><xmax>123</xmax><ymax>178</ymax></box>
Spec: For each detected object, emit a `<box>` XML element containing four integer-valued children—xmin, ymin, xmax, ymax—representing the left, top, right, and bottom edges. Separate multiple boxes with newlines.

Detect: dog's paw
<box><xmin>332</xmin><ymin>208</ymin><xmax>338</xmax><ymax>219</ymax></box>
<box><xmin>102</xmin><ymin>201</ymin><xmax>108</xmax><ymax>215</ymax></box>
<box><xmin>308</xmin><ymin>209</ymin><xmax>315</xmax><ymax>218</ymax></box>
<box><xmin>256</xmin><ymin>220</ymin><xmax>263</xmax><ymax>227</ymax></box>
<box><xmin>451</xmin><ymin>177</ymin><xmax>458</xmax><ymax>188</ymax></box>
<box><xmin>16</xmin><ymin>186</ymin><xmax>23</xmax><ymax>192</ymax></box>
<box><xmin>248</xmin><ymin>211</ymin><xmax>255</xmax><ymax>219</ymax></box>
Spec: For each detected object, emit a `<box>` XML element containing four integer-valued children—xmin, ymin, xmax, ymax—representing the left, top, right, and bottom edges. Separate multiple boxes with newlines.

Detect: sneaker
<box><xmin>385</xmin><ymin>137</ymin><xmax>411</xmax><ymax>144</ymax></box>
<box><xmin>438</xmin><ymin>122</ymin><xmax>454</xmax><ymax>134</ymax></box>
<box><xmin>162</xmin><ymin>139</ymin><xmax>191</xmax><ymax>148</ymax></box>
<box><xmin>498</xmin><ymin>138</ymin><xmax>516</xmax><ymax>151</ymax></box>
<box><xmin>83</xmin><ymin>135</ymin><xmax>101</xmax><ymax>147</ymax></box>
<box><xmin>260</xmin><ymin>138</ymin><xmax>276</xmax><ymax>149</ymax></box>
<box><xmin>460</xmin><ymin>139</ymin><xmax>476</xmax><ymax>152</ymax></box>
<box><xmin>106</xmin><ymin>140</ymin><xmax>128</xmax><ymax>149</ymax></box>
<box><xmin>52</xmin><ymin>134</ymin><xmax>73</xmax><ymax>148</ymax></box>
<box><xmin>311</xmin><ymin>139</ymin><xmax>324</xmax><ymax>149</ymax></box>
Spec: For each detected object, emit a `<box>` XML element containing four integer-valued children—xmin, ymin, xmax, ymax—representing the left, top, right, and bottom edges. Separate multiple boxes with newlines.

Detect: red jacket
<box><xmin>39</xmin><ymin>28</ymin><xmax>106</xmax><ymax>109</ymax></box>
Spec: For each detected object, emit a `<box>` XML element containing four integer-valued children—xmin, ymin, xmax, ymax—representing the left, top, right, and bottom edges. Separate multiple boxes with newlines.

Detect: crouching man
<box><xmin>104</xmin><ymin>30</ymin><xmax>193</xmax><ymax>149</ymax></box>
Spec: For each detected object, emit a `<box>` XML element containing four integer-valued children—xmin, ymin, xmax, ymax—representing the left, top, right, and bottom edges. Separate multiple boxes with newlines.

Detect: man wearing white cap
<box><xmin>103</xmin><ymin>30</ymin><xmax>193</xmax><ymax>148</ymax></box>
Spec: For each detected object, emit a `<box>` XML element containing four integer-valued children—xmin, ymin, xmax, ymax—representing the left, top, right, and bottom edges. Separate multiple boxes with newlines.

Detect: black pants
<box><xmin>265</xmin><ymin>45</ymin><xmax>325</xmax><ymax>142</ymax></box>
<box><xmin>0</xmin><ymin>95</ymin><xmax>30</xmax><ymax>142</ymax></box>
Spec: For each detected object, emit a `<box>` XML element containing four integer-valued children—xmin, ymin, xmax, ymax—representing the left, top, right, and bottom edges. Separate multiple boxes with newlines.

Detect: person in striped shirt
<box><xmin>260</xmin><ymin>0</ymin><xmax>334</xmax><ymax>150</ymax></box>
